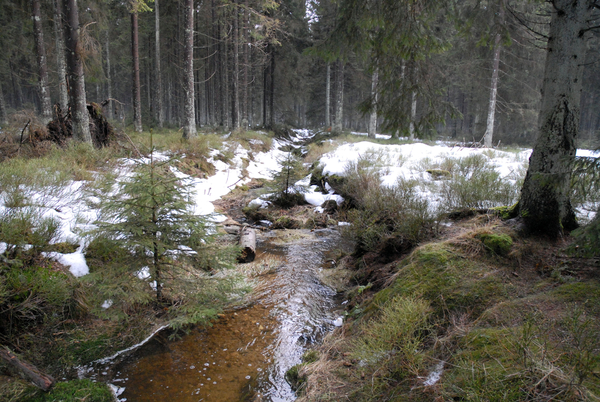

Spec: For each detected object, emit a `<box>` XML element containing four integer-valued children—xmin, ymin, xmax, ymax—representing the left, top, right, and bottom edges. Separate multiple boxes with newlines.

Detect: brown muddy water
<box><xmin>89</xmin><ymin>228</ymin><xmax>349</xmax><ymax>402</ymax></box>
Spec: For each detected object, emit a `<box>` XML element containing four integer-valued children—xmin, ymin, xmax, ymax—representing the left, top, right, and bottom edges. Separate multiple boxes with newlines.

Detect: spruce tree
<box><xmin>269</xmin><ymin>150</ymin><xmax>307</xmax><ymax>207</ymax></box>
<box><xmin>88</xmin><ymin>148</ymin><xmax>242</xmax><ymax>327</ymax></box>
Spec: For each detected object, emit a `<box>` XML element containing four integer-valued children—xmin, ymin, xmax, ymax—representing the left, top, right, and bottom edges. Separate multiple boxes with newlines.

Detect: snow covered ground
<box><xmin>0</xmin><ymin>130</ymin><xmax>598</xmax><ymax>278</ymax></box>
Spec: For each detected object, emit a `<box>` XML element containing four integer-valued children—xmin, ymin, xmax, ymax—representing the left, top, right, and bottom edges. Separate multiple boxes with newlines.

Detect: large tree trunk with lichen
<box><xmin>31</xmin><ymin>0</ymin><xmax>52</xmax><ymax>124</ymax></box>
<box><xmin>517</xmin><ymin>0</ymin><xmax>592</xmax><ymax>236</ymax></box>
<box><xmin>182</xmin><ymin>0</ymin><xmax>197</xmax><ymax>138</ymax></box>
<box><xmin>62</xmin><ymin>0</ymin><xmax>91</xmax><ymax>143</ymax></box>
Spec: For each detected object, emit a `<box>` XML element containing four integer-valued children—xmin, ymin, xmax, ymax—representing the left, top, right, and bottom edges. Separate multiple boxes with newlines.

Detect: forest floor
<box><xmin>1</xmin><ymin>123</ymin><xmax>599</xmax><ymax>401</ymax></box>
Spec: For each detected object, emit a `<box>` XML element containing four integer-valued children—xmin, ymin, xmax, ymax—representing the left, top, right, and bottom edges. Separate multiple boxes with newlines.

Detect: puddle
<box><xmin>98</xmin><ymin>228</ymin><xmax>349</xmax><ymax>402</ymax></box>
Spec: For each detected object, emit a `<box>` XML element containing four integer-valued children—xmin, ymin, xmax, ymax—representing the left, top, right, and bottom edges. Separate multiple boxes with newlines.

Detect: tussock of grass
<box><xmin>299</xmin><ymin>220</ymin><xmax>600</xmax><ymax>401</ymax></box>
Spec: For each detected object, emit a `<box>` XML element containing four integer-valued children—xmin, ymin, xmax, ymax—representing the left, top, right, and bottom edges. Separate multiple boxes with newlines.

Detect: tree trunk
<box><xmin>223</xmin><ymin>22</ymin><xmax>231</xmax><ymax>129</ymax></box>
<box><xmin>182</xmin><ymin>0</ymin><xmax>197</xmax><ymax>138</ymax></box>
<box><xmin>409</xmin><ymin>90</ymin><xmax>417</xmax><ymax>140</ymax></box>
<box><xmin>333</xmin><ymin>60</ymin><xmax>344</xmax><ymax>133</ymax></box>
<box><xmin>62</xmin><ymin>0</ymin><xmax>91</xmax><ymax>143</ymax></box>
<box><xmin>483</xmin><ymin>0</ymin><xmax>505</xmax><ymax>148</ymax></box>
<box><xmin>325</xmin><ymin>62</ymin><xmax>331</xmax><ymax>128</ymax></box>
<box><xmin>0</xmin><ymin>85</ymin><xmax>7</xmax><ymax>126</ymax></box>
<box><xmin>0</xmin><ymin>348</ymin><xmax>55</xmax><ymax>392</ymax></box>
<box><xmin>237</xmin><ymin>226</ymin><xmax>256</xmax><ymax>263</ymax></box>
<box><xmin>104</xmin><ymin>30</ymin><xmax>114</xmax><ymax>120</ymax></box>
<box><xmin>242</xmin><ymin>0</ymin><xmax>249</xmax><ymax>129</ymax></box>
<box><xmin>517</xmin><ymin>0</ymin><xmax>592</xmax><ymax>236</ymax></box>
<box><xmin>368</xmin><ymin>69</ymin><xmax>378</xmax><ymax>138</ymax></box>
<box><xmin>53</xmin><ymin>0</ymin><xmax>68</xmax><ymax>116</ymax></box>
<box><xmin>155</xmin><ymin>0</ymin><xmax>164</xmax><ymax>128</ymax></box>
<box><xmin>31</xmin><ymin>0</ymin><xmax>52</xmax><ymax>124</ymax></box>
<box><xmin>232</xmin><ymin>0</ymin><xmax>241</xmax><ymax>130</ymax></box>
<box><xmin>269</xmin><ymin>50</ymin><xmax>275</xmax><ymax>128</ymax></box>
<box><xmin>131</xmin><ymin>12</ymin><xmax>143</xmax><ymax>133</ymax></box>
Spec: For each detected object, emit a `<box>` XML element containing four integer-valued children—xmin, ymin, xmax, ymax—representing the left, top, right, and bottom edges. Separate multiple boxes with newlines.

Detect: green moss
<box><xmin>272</xmin><ymin>216</ymin><xmax>301</xmax><ymax>229</ymax></box>
<box><xmin>285</xmin><ymin>364</ymin><xmax>306</xmax><ymax>391</ymax></box>
<box><xmin>24</xmin><ymin>380</ymin><xmax>113</xmax><ymax>402</ymax></box>
<box><xmin>491</xmin><ymin>203</ymin><xmax>518</xmax><ymax>220</ymax></box>
<box><xmin>368</xmin><ymin>243</ymin><xmax>508</xmax><ymax>318</ymax></box>
<box><xmin>477</xmin><ymin>233</ymin><xmax>513</xmax><ymax>256</ymax></box>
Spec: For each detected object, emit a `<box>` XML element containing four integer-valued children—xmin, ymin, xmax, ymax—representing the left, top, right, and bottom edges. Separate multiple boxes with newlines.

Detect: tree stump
<box><xmin>237</xmin><ymin>226</ymin><xmax>256</xmax><ymax>263</ymax></box>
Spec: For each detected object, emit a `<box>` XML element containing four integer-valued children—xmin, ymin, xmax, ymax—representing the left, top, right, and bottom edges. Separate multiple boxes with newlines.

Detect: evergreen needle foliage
<box><xmin>88</xmin><ymin>148</ymin><xmax>243</xmax><ymax>328</ymax></box>
<box><xmin>269</xmin><ymin>151</ymin><xmax>308</xmax><ymax>207</ymax></box>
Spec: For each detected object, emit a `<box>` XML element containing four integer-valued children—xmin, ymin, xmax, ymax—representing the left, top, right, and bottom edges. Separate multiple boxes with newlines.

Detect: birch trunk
<box><xmin>31</xmin><ymin>0</ymin><xmax>52</xmax><ymax>124</ymax></box>
<box><xmin>325</xmin><ymin>63</ymin><xmax>331</xmax><ymax>128</ymax></box>
<box><xmin>62</xmin><ymin>0</ymin><xmax>91</xmax><ymax>143</ymax></box>
<box><xmin>483</xmin><ymin>0</ymin><xmax>504</xmax><ymax>148</ymax></box>
<box><xmin>518</xmin><ymin>0</ymin><xmax>593</xmax><ymax>236</ymax></box>
<box><xmin>53</xmin><ymin>0</ymin><xmax>68</xmax><ymax>115</ymax></box>
<box><xmin>333</xmin><ymin>60</ymin><xmax>344</xmax><ymax>133</ymax></box>
<box><xmin>155</xmin><ymin>0</ymin><xmax>164</xmax><ymax>127</ymax></box>
<box><xmin>368</xmin><ymin>69</ymin><xmax>378</xmax><ymax>138</ymax></box>
<box><xmin>409</xmin><ymin>90</ymin><xmax>417</xmax><ymax>140</ymax></box>
<box><xmin>182</xmin><ymin>0</ymin><xmax>197</xmax><ymax>138</ymax></box>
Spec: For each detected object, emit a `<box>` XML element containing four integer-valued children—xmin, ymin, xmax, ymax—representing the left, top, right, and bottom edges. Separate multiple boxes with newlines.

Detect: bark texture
<box><xmin>131</xmin><ymin>12</ymin><xmax>143</xmax><ymax>133</ymax></box>
<box><xmin>325</xmin><ymin>62</ymin><xmax>331</xmax><ymax>128</ymax></box>
<box><xmin>518</xmin><ymin>0</ymin><xmax>592</xmax><ymax>236</ymax></box>
<box><xmin>483</xmin><ymin>0</ymin><xmax>505</xmax><ymax>148</ymax></box>
<box><xmin>53</xmin><ymin>0</ymin><xmax>68</xmax><ymax>115</ymax></box>
<box><xmin>62</xmin><ymin>0</ymin><xmax>91</xmax><ymax>143</ymax></box>
<box><xmin>0</xmin><ymin>85</ymin><xmax>7</xmax><ymax>126</ymax></box>
<box><xmin>31</xmin><ymin>0</ymin><xmax>52</xmax><ymax>123</ymax></box>
<box><xmin>105</xmin><ymin>31</ymin><xmax>113</xmax><ymax>120</ymax></box>
<box><xmin>0</xmin><ymin>348</ymin><xmax>55</xmax><ymax>391</ymax></box>
<box><xmin>368</xmin><ymin>69</ymin><xmax>378</xmax><ymax>138</ymax></box>
<box><xmin>333</xmin><ymin>60</ymin><xmax>344</xmax><ymax>133</ymax></box>
<box><xmin>182</xmin><ymin>0</ymin><xmax>197</xmax><ymax>138</ymax></box>
<box><xmin>237</xmin><ymin>227</ymin><xmax>256</xmax><ymax>263</ymax></box>
<box><xmin>155</xmin><ymin>0</ymin><xmax>164</xmax><ymax>128</ymax></box>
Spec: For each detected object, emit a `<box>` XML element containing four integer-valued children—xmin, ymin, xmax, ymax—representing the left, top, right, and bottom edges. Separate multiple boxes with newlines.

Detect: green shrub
<box><xmin>0</xmin><ymin>208</ymin><xmax>61</xmax><ymax>260</ymax></box>
<box><xmin>340</xmin><ymin>154</ymin><xmax>435</xmax><ymax>254</ymax></box>
<box><xmin>0</xmin><ymin>264</ymin><xmax>84</xmax><ymax>341</ymax></box>
<box><xmin>438</xmin><ymin>154</ymin><xmax>522</xmax><ymax>210</ymax></box>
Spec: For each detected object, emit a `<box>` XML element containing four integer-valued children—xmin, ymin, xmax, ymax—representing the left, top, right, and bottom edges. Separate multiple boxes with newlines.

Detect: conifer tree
<box><xmin>269</xmin><ymin>150</ymin><xmax>307</xmax><ymax>207</ymax></box>
<box><xmin>89</xmin><ymin>146</ymin><xmax>242</xmax><ymax>327</ymax></box>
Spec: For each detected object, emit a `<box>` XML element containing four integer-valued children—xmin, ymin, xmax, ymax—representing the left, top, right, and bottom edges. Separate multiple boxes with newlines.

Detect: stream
<box><xmin>94</xmin><ymin>228</ymin><xmax>349</xmax><ymax>402</ymax></box>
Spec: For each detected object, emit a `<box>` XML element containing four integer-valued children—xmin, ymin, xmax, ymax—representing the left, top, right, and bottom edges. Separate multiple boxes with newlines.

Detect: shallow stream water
<box><xmin>98</xmin><ymin>228</ymin><xmax>347</xmax><ymax>402</ymax></box>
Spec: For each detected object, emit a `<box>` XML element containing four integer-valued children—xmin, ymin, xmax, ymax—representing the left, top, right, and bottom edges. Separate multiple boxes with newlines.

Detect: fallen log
<box><xmin>237</xmin><ymin>226</ymin><xmax>256</xmax><ymax>263</ymax></box>
<box><xmin>0</xmin><ymin>348</ymin><xmax>55</xmax><ymax>391</ymax></box>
